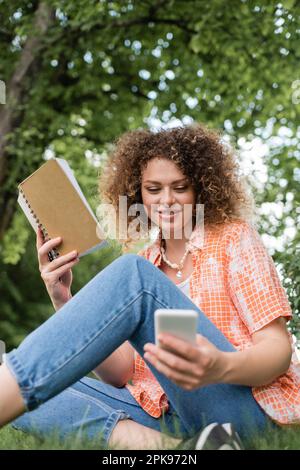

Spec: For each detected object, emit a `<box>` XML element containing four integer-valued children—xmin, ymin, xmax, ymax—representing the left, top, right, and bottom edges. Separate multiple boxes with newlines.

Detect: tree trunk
<box><xmin>0</xmin><ymin>2</ymin><xmax>54</xmax><ymax>241</ymax></box>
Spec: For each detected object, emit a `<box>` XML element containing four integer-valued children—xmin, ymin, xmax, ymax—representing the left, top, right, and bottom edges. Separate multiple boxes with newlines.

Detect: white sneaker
<box><xmin>178</xmin><ymin>422</ymin><xmax>244</xmax><ymax>450</ymax></box>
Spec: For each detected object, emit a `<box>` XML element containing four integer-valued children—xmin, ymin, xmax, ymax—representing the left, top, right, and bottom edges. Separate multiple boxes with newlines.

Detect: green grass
<box><xmin>0</xmin><ymin>425</ymin><xmax>106</xmax><ymax>450</ymax></box>
<box><xmin>1</xmin><ymin>422</ymin><xmax>300</xmax><ymax>450</ymax></box>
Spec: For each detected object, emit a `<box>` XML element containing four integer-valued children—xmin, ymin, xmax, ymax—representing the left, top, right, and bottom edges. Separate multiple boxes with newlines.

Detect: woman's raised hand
<box><xmin>36</xmin><ymin>226</ymin><xmax>80</xmax><ymax>310</ymax></box>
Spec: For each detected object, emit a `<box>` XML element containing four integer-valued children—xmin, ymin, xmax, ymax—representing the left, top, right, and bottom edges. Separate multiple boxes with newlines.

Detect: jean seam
<box><xmin>3</xmin><ymin>353</ymin><xmax>32</xmax><ymax>390</ymax></box>
<box><xmin>68</xmin><ymin>386</ymin><xmax>132</xmax><ymax>444</ymax></box>
<box><xmin>142</xmin><ymin>290</ymin><xmax>170</xmax><ymax>309</ymax></box>
<box><xmin>79</xmin><ymin>380</ymin><xmax>143</xmax><ymax>408</ymax></box>
<box><xmin>67</xmin><ymin>387</ymin><xmax>118</xmax><ymax>414</ymax></box>
<box><xmin>3</xmin><ymin>353</ymin><xmax>34</xmax><ymax>410</ymax></box>
<box><xmin>103</xmin><ymin>410</ymin><xmax>131</xmax><ymax>446</ymax></box>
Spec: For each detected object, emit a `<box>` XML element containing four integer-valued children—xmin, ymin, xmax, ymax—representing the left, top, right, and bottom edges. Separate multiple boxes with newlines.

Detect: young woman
<box><xmin>0</xmin><ymin>123</ymin><xmax>298</xmax><ymax>450</ymax></box>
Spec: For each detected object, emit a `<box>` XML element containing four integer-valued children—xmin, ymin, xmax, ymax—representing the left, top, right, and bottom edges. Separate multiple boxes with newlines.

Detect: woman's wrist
<box><xmin>218</xmin><ymin>350</ymin><xmax>236</xmax><ymax>384</ymax></box>
<box><xmin>214</xmin><ymin>350</ymin><xmax>234</xmax><ymax>384</ymax></box>
<box><xmin>52</xmin><ymin>293</ymin><xmax>72</xmax><ymax>312</ymax></box>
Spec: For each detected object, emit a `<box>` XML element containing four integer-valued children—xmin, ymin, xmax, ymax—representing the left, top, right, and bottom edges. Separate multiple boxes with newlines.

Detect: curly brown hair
<box><xmin>98</xmin><ymin>122</ymin><xmax>254</xmax><ymax>251</ymax></box>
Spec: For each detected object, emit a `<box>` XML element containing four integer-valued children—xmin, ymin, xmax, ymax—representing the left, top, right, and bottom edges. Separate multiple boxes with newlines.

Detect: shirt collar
<box><xmin>148</xmin><ymin>224</ymin><xmax>204</xmax><ymax>266</ymax></box>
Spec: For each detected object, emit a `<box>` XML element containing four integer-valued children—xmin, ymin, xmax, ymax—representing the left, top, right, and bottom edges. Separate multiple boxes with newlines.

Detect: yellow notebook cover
<box><xmin>17</xmin><ymin>158</ymin><xmax>108</xmax><ymax>259</ymax></box>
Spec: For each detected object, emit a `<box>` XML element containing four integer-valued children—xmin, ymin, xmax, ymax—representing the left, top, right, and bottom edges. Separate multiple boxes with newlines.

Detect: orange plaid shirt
<box><xmin>125</xmin><ymin>220</ymin><xmax>300</xmax><ymax>425</ymax></box>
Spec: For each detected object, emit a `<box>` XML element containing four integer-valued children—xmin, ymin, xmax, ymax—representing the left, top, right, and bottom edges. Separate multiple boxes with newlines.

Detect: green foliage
<box><xmin>279</xmin><ymin>240</ymin><xmax>300</xmax><ymax>337</ymax></box>
<box><xmin>0</xmin><ymin>1</ymin><xmax>299</xmax><ymax>350</ymax></box>
<box><xmin>1</xmin><ymin>212</ymin><xmax>30</xmax><ymax>264</ymax></box>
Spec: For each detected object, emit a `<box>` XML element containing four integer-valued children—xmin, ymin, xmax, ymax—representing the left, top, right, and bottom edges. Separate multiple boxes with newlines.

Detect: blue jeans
<box><xmin>6</xmin><ymin>254</ymin><xmax>275</xmax><ymax>445</ymax></box>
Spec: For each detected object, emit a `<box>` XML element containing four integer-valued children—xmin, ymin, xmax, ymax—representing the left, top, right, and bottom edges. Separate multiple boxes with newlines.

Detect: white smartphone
<box><xmin>154</xmin><ymin>309</ymin><xmax>198</xmax><ymax>349</ymax></box>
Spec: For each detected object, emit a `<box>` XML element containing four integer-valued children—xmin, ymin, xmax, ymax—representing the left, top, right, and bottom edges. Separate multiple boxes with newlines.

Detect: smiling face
<box><xmin>141</xmin><ymin>157</ymin><xmax>196</xmax><ymax>238</ymax></box>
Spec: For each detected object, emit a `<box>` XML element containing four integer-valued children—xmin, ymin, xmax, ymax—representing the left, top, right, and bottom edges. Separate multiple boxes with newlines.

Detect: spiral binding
<box><xmin>19</xmin><ymin>187</ymin><xmax>60</xmax><ymax>261</ymax></box>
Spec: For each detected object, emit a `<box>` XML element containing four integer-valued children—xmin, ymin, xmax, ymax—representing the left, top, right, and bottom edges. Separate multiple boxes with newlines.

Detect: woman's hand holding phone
<box><xmin>36</xmin><ymin>226</ymin><xmax>80</xmax><ymax>311</ymax></box>
<box><xmin>144</xmin><ymin>309</ymin><xmax>227</xmax><ymax>390</ymax></box>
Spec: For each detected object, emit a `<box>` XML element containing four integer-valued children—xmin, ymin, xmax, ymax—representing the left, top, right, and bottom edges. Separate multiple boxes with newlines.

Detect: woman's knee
<box><xmin>118</xmin><ymin>253</ymin><xmax>141</xmax><ymax>264</ymax></box>
<box><xmin>113</xmin><ymin>253</ymin><xmax>150</xmax><ymax>272</ymax></box>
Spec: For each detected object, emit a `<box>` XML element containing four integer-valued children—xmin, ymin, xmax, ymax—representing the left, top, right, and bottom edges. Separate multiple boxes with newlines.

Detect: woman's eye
<box><xmin>147</xmin><ymin>187</ymin><xmax>187</xmax><ymax>192</ymax></box>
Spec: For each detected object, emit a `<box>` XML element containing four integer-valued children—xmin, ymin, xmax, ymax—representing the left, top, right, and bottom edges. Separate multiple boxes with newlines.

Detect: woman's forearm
<box><xmin>221</xmin><ymin>338</ymin><xmax>292</xmax><ymax>387</ymax></box>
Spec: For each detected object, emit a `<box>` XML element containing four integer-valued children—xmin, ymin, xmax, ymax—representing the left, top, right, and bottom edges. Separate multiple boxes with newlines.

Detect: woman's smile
<box><xmin>158</xmin><ymin>210</ymin><xmax>182</xmax><ymax>221</ymax></box>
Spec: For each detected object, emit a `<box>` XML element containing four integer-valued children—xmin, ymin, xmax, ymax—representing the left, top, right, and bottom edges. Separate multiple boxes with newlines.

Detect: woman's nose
<box><xmin>159</xmin><ymin>188</ymin><xmax>176</xmax><ymax>206</ymax></box>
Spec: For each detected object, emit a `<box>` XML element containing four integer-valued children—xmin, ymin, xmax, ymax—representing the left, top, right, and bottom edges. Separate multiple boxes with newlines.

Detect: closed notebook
<box><xmin>17</xmin><ymin>157</ymin><xmax>108</xmax><ymax>260</ymax></box>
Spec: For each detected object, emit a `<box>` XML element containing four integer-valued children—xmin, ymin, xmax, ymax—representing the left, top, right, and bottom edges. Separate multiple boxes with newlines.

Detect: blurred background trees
<box><xmin>0</xmin><ymin>0</ymin><xmax>299</xmax><ymax>349</ymax></box>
